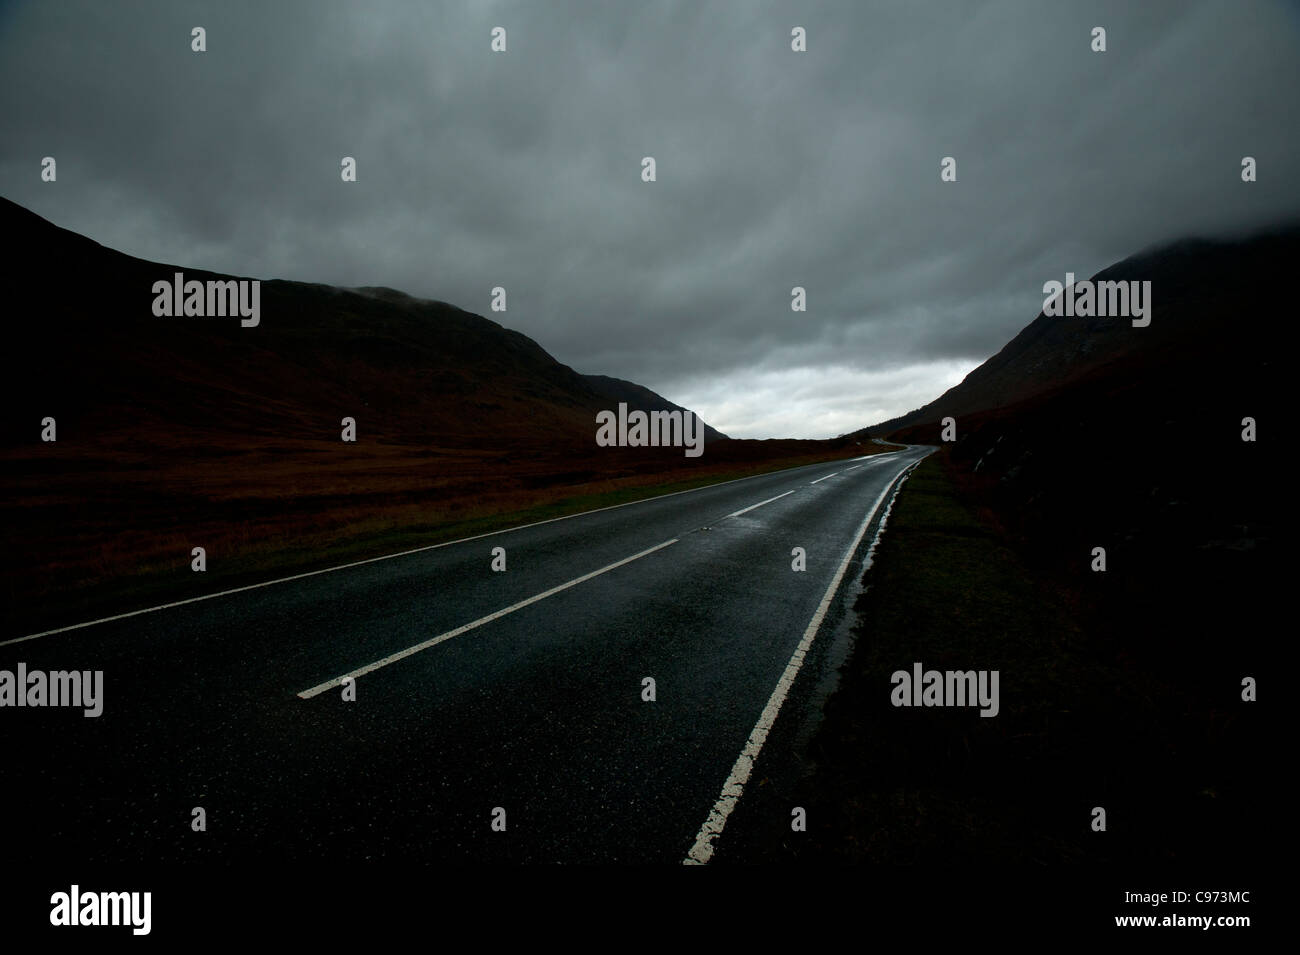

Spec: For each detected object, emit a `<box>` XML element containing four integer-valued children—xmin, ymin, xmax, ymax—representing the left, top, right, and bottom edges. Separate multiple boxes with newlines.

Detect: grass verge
<box><xmin>3</xmin><ymin>445</ymin><xmax>892</xmax><ymax>638</ymax></box>
<box><xmin>794</xmin><ymin>451</ymin><xmax>1247</xmax><ymax>866</ymax></box>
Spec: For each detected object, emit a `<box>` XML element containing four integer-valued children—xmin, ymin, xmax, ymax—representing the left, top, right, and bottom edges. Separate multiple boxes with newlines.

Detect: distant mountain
<box><xmin>865</xmin><ymin>225</ymin><xmax>1287</xmax><ymax>709</ymax></box>
<box><xmin>855</xmin><ymin>223</ymin><xmax>1300</xmax><ymax>437</ymax></box>
<box><xmin>0</xmin><ymin>197</ymin><xmax>719</xmax><ymax>449</ymax></box>
<box><xmin>581</xmin><ymin>374</ymin><xmax>728</xmax><ymax>442</ymax></box>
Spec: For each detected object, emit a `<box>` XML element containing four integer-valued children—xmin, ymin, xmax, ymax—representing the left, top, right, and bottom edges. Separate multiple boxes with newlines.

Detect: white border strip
<box><xmin>683</xmin><ymin>453</ymin><xmax>928</xmax><ymax>864</ymax></box>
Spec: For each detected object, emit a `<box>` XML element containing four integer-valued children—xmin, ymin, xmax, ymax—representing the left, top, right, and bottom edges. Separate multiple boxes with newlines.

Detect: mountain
<box><xmin>5</xmin><ymin>197</ymin><xmax>863</xmax><ymax>631</ymax></box>
<box><xmin>581</xmin><ymin>374</ymin><xmax>728</xmax><ymax>442</ymax></box>
<box><xmin>860</xmin><ymin>222</ymin><xmax>1288</xmax><ymax>634</ymax></box>
<box><xmin>860</xmin><ymin>227</ymin><xmax>1285</xmax><ymax>789</ymax></box>
<box><xmin>0</xmin><ymin>197</ymin><xmax>723</xmax><ymax>448</ymax></box>
<box><xmin>817</xmin><ymin>229</ymin><xmax>1290</xmax><ymax>874</ymax></box>
<box><xmin>856</xmin><ymin>223</ymin><xmax>1300</xmax><ymax>437</ymax></box>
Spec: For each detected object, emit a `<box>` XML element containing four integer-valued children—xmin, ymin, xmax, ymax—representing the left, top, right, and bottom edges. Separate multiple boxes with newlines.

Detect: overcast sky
<box><xmin>3</xmin><ymin>1</ymin><xmax>1298</xmax><ymax>438</ymax></box>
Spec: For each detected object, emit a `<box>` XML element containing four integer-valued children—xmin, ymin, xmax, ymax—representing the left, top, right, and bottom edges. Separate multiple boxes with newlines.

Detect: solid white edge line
<box><xmin>683</xmin><ymin>452</ymin><xmax>930</xmax><ymax>864</ymax></box>
<box><xmin>4</xmin><ymin>452</ymin><xmax>882</xmax><ymax>648</ymax></box>
<box><xmin>296</xmin><ymin>537</ymin><xmax>679</xmax><ymax>699</ymax></box>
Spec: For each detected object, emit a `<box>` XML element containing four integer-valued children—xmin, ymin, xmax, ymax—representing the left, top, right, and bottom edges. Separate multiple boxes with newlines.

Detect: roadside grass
<box><xmin>2</xmin><ymin>443</ymin><xmax>892</xmax><ymax>637</ymax></box>
<box><xmin>796</xmin><ymin>452</ymin><xmax>1192</xmax><ymax>864</ymax></box>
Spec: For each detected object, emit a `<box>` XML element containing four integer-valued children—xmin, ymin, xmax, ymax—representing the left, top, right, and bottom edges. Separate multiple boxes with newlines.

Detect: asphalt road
<box><xmin>3</xmin><ymin>444</ymin><xmax>931</xmax><ymax>865</ymax></box>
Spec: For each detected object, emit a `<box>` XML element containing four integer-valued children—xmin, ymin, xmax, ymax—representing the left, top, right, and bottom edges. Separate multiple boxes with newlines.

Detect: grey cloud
<box><xmin>2</xmin><ymin>0</ymin><xmax>1297</xmax><ymax>437</ymax></box>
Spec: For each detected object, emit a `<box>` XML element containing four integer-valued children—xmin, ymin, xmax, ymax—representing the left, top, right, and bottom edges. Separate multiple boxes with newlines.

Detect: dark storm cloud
<box><xmin>3</xmin><ymin>0</ymin><xmax>1298</xmax><ymax>437</ymax></box>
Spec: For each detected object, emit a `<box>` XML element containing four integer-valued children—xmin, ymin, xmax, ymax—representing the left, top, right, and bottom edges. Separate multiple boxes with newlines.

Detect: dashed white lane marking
<box><xmin>4</xmin><ymin>453</ymin><xmax>881</xmax><ymax>648</ymax></box>
<box><xmin>683</xmin><ymin>455</ymin><xmax>928</xmax><ymax>864</ymax></box>
<box><xmin>296</xmin><ymin>462</ymin><xmax>889</xmax><ymax>701</ymax></box>
<box><xmin>809</xmin><ymin>471</ymin><xmax>839</xmax><ymax>484</ymax></box>
<box><xmin>296</xmin><ymin>537</ymin><xmax>679</xmax><ymax>699</ymax></box>
<box><xmin>299</xmin><ymin>466</ymin><xmax>882</xmax><ymax>698</ymax></box>
<box><xmin>723</xmin><ymin>489</ymin><xmax>797</xmax><ymax>519</ymax></box>
<box><xmin>300</xmin><ymin>473</ymin><xmax>861</xmax><ymax>698</ymax></box>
